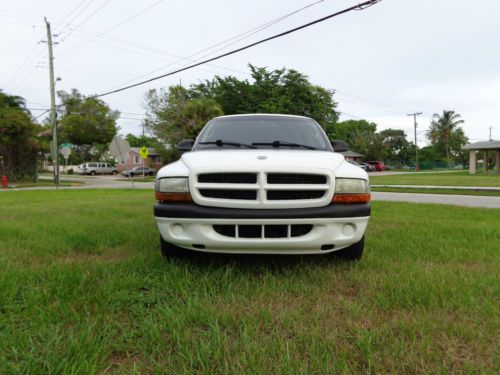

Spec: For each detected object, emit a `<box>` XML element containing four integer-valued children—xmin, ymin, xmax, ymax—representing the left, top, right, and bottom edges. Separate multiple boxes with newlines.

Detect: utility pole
<box><xmin>489</xmin><ymin>126</ymin><xmax>493</xmax><ymax>141</ymax></box>
<box><xmin>407</xmin><ymin>112</ymin><xmax>422</xmax><ymax>171</ymax></box>
<box><xmin>323</xmin><ymin>89</ymin><xmax>336</xmax><ymax>132</ymax></box>
<box><xmin>44</xmin><ymin>18</ymin><xmax>59</xmax><ymax>188</ymax></box>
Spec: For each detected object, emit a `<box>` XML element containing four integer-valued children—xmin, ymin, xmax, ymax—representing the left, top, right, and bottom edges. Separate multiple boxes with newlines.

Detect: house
<box><xmin>117</xmin><ymin>147</ymin><xmax>163</xmax><ymax>172</ymax></box>
<box><xmin>338</xmin><ymin>150</ymin><xmax>364</xmax><ymax>163</ymax></box>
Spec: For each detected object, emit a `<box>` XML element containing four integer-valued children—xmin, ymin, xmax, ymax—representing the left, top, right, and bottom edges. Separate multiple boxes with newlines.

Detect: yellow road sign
<box><xmin>139</xmin><ymin>146</ymin><xmax>149</xmax><ymax>159</ymax></box>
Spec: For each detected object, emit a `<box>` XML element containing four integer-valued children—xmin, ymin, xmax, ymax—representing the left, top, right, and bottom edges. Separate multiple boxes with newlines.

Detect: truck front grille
<box><xmin>194</xmin><ymin>171</ymin><xmax>331</xmax><ymax>208</ymax></box>
<box><xmin>213</xmin><ymin>224</ymin><xmax>313</xmax><ymax>238</ymax></box>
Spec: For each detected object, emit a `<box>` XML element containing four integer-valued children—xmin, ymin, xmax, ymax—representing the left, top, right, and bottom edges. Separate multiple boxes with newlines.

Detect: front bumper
<box><xmin>154</xmin><ymin>203</ymin><xmax>370</xmax><ymax>254</ymax></box>
<box><xmin>154</xmin><ymin>202</ymin><xmax>370</xmax><ymax>255</ymax></box>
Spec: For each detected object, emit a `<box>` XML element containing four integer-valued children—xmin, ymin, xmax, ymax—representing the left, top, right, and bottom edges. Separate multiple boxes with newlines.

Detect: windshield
<box><xmin>194</xmin><ymin>115</ymin><xmax>331</xmax><ymax>151</ymax></box>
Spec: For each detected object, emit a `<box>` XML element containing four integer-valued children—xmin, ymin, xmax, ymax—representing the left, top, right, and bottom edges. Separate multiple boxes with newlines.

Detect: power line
<box><xmin>53</xmin><ymin>0</ymin><xmax>95</xmax><ymax>33</ymax></box>
<box><xmin>33</xmin><ymin>109</ymin><xmax>50</xmax><ymax>121</ymax></box>
<box><xmin>91</xmin><ymin>0</ymin><xmax>382</xmax><ymax>99</ymax></box>
<box><xmin>110</xmin><ymin>0</ymin><xmax>326</xmax><ymax>90</ymax></box>
<box><xmin>57</xmin><ymin>0</ymin><xmax>164</xmax><ymax>57</ymax></box>
<box><xmin>56</xmin><ymin>0</ymin><xmax>111</xmax><ymax>43</ymax></box>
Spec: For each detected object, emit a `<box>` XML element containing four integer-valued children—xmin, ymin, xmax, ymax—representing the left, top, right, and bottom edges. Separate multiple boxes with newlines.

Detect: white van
<box><xmin>77</xmin><ymin>162</ymin><xmax>118</xmax><ymax>175</ymax></box>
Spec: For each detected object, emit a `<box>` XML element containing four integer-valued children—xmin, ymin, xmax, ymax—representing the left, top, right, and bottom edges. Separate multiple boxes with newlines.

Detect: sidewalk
<box><xmin>371</xmin><ymin>184</ymin><xmax>500</xmax><ymax>191</ymax></box>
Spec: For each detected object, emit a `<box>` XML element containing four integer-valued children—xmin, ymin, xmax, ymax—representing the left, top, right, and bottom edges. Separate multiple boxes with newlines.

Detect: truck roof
<box><xmin>212</xmin><ymin>113</ymin><xmax>311</xmax><ymax>120</ymax></box>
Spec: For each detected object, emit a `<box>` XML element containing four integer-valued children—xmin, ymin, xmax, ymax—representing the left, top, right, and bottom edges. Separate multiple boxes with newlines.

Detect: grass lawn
<box><xmin>369</xmin><ymin>171</ymin><xmax>500</xmax><ymax>187</ymax></box>
<box><xmin>0</xmin><ymin>190</ymin><xmax>498</xmax><ymax>373</ymax></box>
<box><xmin>371</xmin><ymin>187</ymin><xmax>500</xmax><ymax>197</ymax></box>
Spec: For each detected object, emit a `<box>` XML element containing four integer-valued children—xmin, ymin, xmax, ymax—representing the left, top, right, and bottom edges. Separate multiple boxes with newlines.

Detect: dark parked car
<box><xmin>364</xmin><ymin>160</ymin><xmax>387</xmax><ymax>171</ymax></box>
<box><xmin>121</xmin><ymin>166</ymin><xmax>156</xmax><ymax>177</ymax></box>
<box><xmin>361</xmin><ymin>163</ymin><xmax>376</xmax><ymax>172</ymax></box>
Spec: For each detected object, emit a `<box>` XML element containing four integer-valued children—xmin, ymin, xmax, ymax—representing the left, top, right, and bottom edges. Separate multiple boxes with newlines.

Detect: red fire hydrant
<box><xmin>1</xmin><ymin>175</ymin><xmax>7</xmax><ymax>188</ymax></box>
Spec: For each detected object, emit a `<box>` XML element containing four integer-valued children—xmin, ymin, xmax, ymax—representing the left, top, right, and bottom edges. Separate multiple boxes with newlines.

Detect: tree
<box><xmin>427</xmin><ymin>110</ymin><xmax>467</xmax><ymax>167</ymax></box>
<box><xmin>144</xmin><ymin>65</ymin><xmax>339</xmax><ymax>162</ymax></box>
<box><xmin>56</xmin><ymin>89</ymin><xmax>119</xmax><ymax>159</ymax></box>
<box><xmin>191</xmin><ymin>64</ymin><xmax>338</xmax><ymax>129</ymax></box>
<box><xmin>331</xmin><ymin>119</ymin><xmax>378</xmax><ymax>157</ymax></box>
<box><xmin>0</xmin><ymin>90</ymin><xmax>29</xmax><ymax>113</ymax></box>
<box><xmin>125</xmin><ymin>133</ymin><xmax>156</xmax><ymax>147</ymax></box>
<box><xmin>378</xmin><ymin>128</ymin><xmax>413</xmax><ymax>166</ymax></box>
<box><xmin>0</xmin><ymin>92</ymin><xmax>39</xmax><ymax>181</ymax></box>
<box><xmin>144</xmin><ymin>86</ymin><xmax>223</xmax><ymax>161</ymax></box>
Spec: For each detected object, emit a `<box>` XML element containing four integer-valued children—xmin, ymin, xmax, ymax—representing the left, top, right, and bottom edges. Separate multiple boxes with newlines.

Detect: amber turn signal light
<box><xmin>155</xmin><ymin>192</ymin><xmax>193</xmax><ymax>202</ymax></box>
<box><xmin>332</xmin><ymin>193</ymin><xmax>371</xmax><ymax>204</ymax></box>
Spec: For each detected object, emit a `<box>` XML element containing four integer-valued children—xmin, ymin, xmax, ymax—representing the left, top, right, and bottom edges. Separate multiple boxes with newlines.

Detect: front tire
<box><xmin>334</xmin><ymin>236</ymin><xmax>365</xmax><ymax>261</ymax></box>
<box><xmin>160</xmin><ymin>236</ymin><xmax>186</xmax><ymax>258</ymax></box>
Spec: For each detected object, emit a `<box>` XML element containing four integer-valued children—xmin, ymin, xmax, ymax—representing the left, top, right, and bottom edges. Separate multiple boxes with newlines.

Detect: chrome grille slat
<box><xmin>267</xmin><ymin>173</ymin><xmax>327</xmax><ymax>184</ymax></box>
<box><xmin>198</xmin><ymin>173</ymin><xmax>257</xmax><ymax>184</ymax></box>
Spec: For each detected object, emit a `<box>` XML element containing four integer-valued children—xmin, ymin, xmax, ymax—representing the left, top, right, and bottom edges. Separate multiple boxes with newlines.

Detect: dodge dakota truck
<box><xmin>154</xmin><ymin>114</ymin><xmax>371</xmax><ymax>259</ymax></box>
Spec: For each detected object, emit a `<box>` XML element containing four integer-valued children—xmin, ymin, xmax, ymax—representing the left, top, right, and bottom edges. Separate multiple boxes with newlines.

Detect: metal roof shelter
<box><xmin>463</xmin><ymin>140</ymin><xmax>500</xmax><ymax>174</ymax></box>
<box><xmin>339</xmin><ymin>150</ymin><xmax>364</xmax><ymax>162</ymax></box>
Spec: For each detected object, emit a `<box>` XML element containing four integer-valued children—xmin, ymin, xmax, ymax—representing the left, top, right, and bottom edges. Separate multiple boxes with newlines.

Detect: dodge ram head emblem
<box><xmin>257</xmin><ymin>155</ymin><xmax>267</xmax><ymax>160</ymax></box>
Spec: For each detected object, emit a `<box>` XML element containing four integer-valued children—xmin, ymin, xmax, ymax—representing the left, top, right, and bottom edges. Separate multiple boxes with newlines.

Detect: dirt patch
<box><xmin>60</xmin><ymin>248</ymin><xmax>131</xmax><ymax>264</ymax></box>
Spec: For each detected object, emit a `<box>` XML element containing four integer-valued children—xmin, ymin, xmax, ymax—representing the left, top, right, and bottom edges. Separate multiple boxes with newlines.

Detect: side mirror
<box><xmin>330</xmin><ymin>140</ymin><xmax>349</xmax><ymax>152</ymax></box>
<box><xmin>177</xmin><ymin>139</ymin><xmax>194</xmax><ymax>152</ymax></box>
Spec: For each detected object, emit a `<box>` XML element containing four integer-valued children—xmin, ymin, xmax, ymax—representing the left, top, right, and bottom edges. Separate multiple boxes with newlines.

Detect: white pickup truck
<box><xmin>154</xmin><ymin>114</ymin><xmax>371</xmax><ymax>260</ymax></box>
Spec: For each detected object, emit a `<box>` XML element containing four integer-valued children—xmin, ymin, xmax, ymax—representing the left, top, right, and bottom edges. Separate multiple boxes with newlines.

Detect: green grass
<box><xmin>369</xmin><ymin>171</ymin><xmax>500</xmax><ymax>187</ymax></box>
<box><xmin>371</xmin><ymin>187</ymin><xmax>500</xmax><ymax>196</ymax></box>
<box><xmin>0</xmin><ymin>190</ymin><xmax>499</xmax><ymax>373</ymax></box>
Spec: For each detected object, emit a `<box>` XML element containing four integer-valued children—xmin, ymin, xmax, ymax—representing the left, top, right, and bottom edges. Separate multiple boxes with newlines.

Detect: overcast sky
<box><xmin>1</xmin><ymin>0</ymin><xmax>499</xmax><ymax>144</ymax></box>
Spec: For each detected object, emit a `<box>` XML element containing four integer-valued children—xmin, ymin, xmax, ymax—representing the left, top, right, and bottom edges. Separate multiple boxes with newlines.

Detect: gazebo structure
<box><xmin>463</xmin><ymin>140</ymin><xmax>500</xmax><ymax>174</ymax></box>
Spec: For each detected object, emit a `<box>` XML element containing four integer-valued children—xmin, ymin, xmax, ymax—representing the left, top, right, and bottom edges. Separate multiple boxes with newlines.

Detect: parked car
<box><xmin>361</xmin><ymin>163</ymin><xmax>376</xmax><ymax>172</ymax></box>
<box><xmin>121</xmin><ymin>166</ymin><xmax>156</xmax><ymax>177</ymax></box>
<box><xmin>364</xmin><ymin>160</ymin><xmax>387</xmax><ymax>171</ymax></box>
<box><xmin>347</xmin><ymin>160</ymin><xmax>366</xmax><ymax>170</ymax></box>
<box><xmin>78</xmin><ymin>162</ymin><xmax>117</xmax><ymax>175</ymax></box>
<box><xmin>154</xmin><ymin>114</ymin><xmax>371</xmax><ymax>260</ymax></box>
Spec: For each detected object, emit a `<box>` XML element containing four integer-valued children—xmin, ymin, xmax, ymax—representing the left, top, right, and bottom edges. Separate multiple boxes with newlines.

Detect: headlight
<box><xmin>155</xmin><ymin>177</ymin><xmax>189</xmax><ymax>193</ymax></box>
<box><xmin>335</xmin><ymin>178</ymin><xmax>369</xmax><ymax>194</ymax></box>
<box><xmin>333</xmin><ymin>178</ymin><xmax>370</xmax><ymax>203</ymax></box>
<box><xmin>155</xmin><ymin>177</ymin><xmax>192</xmax><ymax>202</ymax></box>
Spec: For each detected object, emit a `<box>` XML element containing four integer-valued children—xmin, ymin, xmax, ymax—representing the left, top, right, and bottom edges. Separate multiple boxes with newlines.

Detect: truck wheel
<box><xmin>90</xmin><ymin>171</ymin><xmax>96</xmax><ymax>176</ymax></box>
<box><xmin>160</xmin><ymin>236</ymin><xmax>186</xmax><ymax>258</ymax></box>
<box><xmin>334</xmin><ymin>236</ymin><xmax>364</xmax><ymax>261</ymax></box>
<box><xmin>112</xmin><ymin>171</ymin><xmax>117</xmax><ymax>175</ymax></box>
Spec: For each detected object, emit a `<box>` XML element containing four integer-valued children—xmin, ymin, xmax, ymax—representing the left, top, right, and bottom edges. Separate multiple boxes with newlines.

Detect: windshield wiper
<box><xmin>199</xmin><ymin>139</ymin><xmax>257</xmax><ymax>149</ymax></box>
<box><xmin>252</xmin><ymin>140</ymin><xmax>316</xmax><ymax>150</ymax></box>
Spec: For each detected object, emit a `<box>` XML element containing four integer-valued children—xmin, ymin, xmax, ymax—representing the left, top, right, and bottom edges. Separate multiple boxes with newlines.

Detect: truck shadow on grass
<box><xmin>161</xmin><ymin>248</ymin><xmax>359</xmax><ymax>275</ymax></box>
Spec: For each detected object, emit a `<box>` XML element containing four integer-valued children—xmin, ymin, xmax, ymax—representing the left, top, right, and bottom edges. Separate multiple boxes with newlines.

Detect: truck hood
<box><xmin>180</xmin><ymin>149</ymin><xmax>345</xmax><ymax>171</ymax></box>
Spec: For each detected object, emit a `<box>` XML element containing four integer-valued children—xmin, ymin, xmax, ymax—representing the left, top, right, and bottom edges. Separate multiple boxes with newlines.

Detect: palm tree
<box><xmin>428</xmin><ymin>110</ymin><xmax>464</xmax><ymax>167</ymax></box>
